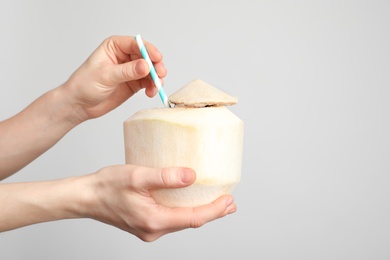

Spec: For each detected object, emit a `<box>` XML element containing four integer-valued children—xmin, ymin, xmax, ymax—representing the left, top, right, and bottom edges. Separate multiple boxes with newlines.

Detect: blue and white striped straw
<box><xmin>135</xmin><ymin>34</ymin><xmax>170</xmax><ymax>108</ymax></box>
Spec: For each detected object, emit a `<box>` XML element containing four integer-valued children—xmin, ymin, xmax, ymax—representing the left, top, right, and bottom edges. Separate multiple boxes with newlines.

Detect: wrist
<box><xmin>41</xmin><ymin>176</ymin><xmax>88</xmax><ymax>221</ymax></box>
<box><xmin>53</xmin><ymin>83</ymin><xmax>89</xmax><ymax>127</ymax></box>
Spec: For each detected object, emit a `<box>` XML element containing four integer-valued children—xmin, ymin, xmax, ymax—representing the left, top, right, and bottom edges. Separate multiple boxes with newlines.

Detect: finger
<box><xmin>154</xmin><ymin>61</ymin><xmax>167</xmax><ymax>78</ymax></box>
<box><xmin>109</xmin><ymin>59</ymin><xmax>149</xmax><ymax>84</ymax></box>
<box><xmin>107</xmin><ymin>35</ymin><xmax>163</xmax><ymax>62</ymax></box>
<box><xmin>159</xmin><ymin>195</ymin><xmax>236</xmax><ymax>231</ymax></box>
<box><xmin>129</xmin><ymin>167</ymin><xmax>196</xmax><ymax>190</ymax></box>
<box><xmin>125</xmin><ymin>36</ymin><xmax>163</xmax><ymax>62</ymax></box>
<box><xmin>144</xmin><ymin>43</ymin><xmax>163</xmax><ymax>63</ymax></box>
<box><xmin>110</xmin><ymin>35</ymin><xmax>140</xmax><ymax>56</ymax></box>
<box><xmin>143</xmin><ymin>77</ymin><xmax>165</xmax><ymax>98</ymax></box>
<box><xmin>145</xmin><ymin>84</ymin><xmax>158</xmax><ymax>98</ymax></box>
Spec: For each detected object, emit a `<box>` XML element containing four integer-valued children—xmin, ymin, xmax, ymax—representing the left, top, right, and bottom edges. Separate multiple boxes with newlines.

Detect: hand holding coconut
<box><xmin>0</xmin><ymin>35</ymin><xmax>238</xmax><ymax>241</ymax></box>
<box><xmin>86</xmin><ymin>165</ymin><xmax>236</xmax><ymax>242</ymax></box>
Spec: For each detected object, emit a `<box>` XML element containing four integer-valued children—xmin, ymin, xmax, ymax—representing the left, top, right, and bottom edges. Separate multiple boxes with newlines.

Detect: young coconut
<box><xmin>123</xmin><ymin>79</ymin><xmax>244</xmax><ymax>207</ymax></box>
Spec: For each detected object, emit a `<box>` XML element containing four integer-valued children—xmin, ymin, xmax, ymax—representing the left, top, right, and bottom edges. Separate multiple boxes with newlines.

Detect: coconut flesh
<box><xmin>123</xmin><ymin>79</ymin><xmax>244</xmax><ymax>207</ymax></box>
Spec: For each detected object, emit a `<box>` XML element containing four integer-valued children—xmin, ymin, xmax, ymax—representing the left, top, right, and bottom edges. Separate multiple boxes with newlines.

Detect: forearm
<box><xmin>0</xmin><ymin>84</ymin><xmax>84</xmax><ymax>179</ymax></box>
<box><xmin>0</xmin><ymin>176</ymin><xmax>88</xmax><ymax>232</ymax></box>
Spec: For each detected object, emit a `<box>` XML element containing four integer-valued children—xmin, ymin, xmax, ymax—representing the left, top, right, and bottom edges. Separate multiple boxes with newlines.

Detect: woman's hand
<box><xmin>0</xmin><ymin>35</ymin><xmax>166</xmax><ymax>178</ymax></box>
<box><xmin>0</xmin><ymin>165</ymin><xmax>236</xmax><ymax>240</ymax></box>
<box><xmin>82</xmin><ymin>165</ymin><xmax>236</xmax><ymax>242</ymax></box>
<box><xmin>63</xmin><ymin>35</ymin><xmax>167</xmax><ymax>121</ymax></box>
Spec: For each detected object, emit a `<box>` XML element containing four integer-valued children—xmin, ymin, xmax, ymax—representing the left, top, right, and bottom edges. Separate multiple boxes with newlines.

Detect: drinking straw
<box><xmin>135</xmin><ymin>34</ymin><xmax>170</xmax><ymax>108</ymax></box>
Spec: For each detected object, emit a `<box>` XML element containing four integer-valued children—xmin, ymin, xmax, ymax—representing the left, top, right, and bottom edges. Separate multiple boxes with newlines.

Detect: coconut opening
<box><xmin>168</xmin><ymin>79</ymin><xmax>238</xmax><ymax>108</ymax></box>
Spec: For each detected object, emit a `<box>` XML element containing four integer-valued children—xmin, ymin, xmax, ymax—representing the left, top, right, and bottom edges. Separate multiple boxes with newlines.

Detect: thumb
<box><xmin>137</xmin><ymin>167</ymin><xmax>196</xmax><ymax>190</ymax></box>
<box><xmin>110</xmin><ymin>59</ymin><xmax>149</xmax><ymax>84</ymax></box>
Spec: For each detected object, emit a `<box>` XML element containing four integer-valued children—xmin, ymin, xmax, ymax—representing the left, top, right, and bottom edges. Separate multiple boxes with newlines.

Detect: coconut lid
<box><xmin>168</xmin><ymin>79</ymin><xmax>238</xmax><ymax>108</ymax></box>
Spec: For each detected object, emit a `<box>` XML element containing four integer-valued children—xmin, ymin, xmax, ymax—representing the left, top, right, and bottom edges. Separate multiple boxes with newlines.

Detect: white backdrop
<box><xmin>1</xmin><ymin>1</ymin><xmax>390</xmax><ymax>259</ymax></box>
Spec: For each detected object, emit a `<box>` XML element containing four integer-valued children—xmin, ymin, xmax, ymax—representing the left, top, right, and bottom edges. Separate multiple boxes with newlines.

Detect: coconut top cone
<box><xmin>123</xmin><ymin>79</ymin><xmax>244</xmax><ymax>207</ymax></box>
<box><xmin>169</xmin><ymin>79</ymin><xmax>238</xmax><ymax>107</ymax></box>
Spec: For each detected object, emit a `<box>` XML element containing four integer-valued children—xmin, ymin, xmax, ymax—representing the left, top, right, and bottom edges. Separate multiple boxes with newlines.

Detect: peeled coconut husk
<box><xmin>169</xmin><ymin>79</ymin><xmax>238</xmax><ymax>107</ymax></box>
<box><xmin>123</xmin><ymin>79</ymin><xmax>244</xmax><ymax>207</ymax></box>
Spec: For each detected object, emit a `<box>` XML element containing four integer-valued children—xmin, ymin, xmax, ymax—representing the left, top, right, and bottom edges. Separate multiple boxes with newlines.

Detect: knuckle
<box><xmin>134</xmin><ymin>217</ymin><xmax>163</xmax><ymax>242</ymax></box>
<box><xmin>126</xmin><ymin>166</ymin><xmax>143</xmax><ymax>188</ymax></box>
<box><xmin>121</xmin><ymin>64</ymin><xmax>135</xmax><ymax>80</ymax></box>
<box><xmin>126</xmin><ymin>215</ymin><xmax>163</xmax><ymax>242</ymax></box>
<box><xmin>159</xmin><ymin>168</ymin><xmax>174</xmax><ymax>187</ymax></box>
<box><xmin>189</xmin><ymin>208</ymin><xmax>206</xmax><ymax>229</ymax></box>
<box><xmin>190</xmin><ymin>217</ymin><xmax>205</xmax><ymax>229</ymax></box>
<box><xmin>140</xmin><ymin>214</ymin><xmax>161</xmax><ymax>234</ymax></box>
<box><xmin>138</xmin><ymin>233</ymin><xmax>160</xmax><ymax>243</ymax></box>
<box><xmin>142</xmin><ymin>217</ymin><xmax>161</xmax><ymax>234</ymax></box>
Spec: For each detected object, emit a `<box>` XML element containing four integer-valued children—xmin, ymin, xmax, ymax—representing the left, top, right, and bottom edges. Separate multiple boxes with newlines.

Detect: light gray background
<box><xmin>1</xmin><ymin>0</ymin><xmax>389</xmax><ymax>259</ymax></box>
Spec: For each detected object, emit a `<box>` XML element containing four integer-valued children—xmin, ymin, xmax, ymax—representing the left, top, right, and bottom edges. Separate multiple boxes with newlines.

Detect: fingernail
<box><xmin>181</xmin><ymin>168</ymin><xmax>195</xmax><ymax>183</ymax></box>
<box><xmin>226</xmin><ymin>197</ymin><xmax>234</xmax><ymax>207</ymax></box>
<box><xmin>227</xmin><ymin>205</ymin><xmax>237</xmax><ymax>214</ymax></box>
